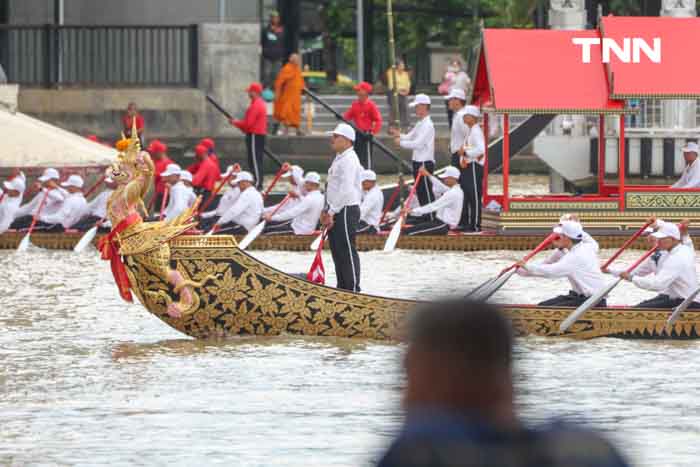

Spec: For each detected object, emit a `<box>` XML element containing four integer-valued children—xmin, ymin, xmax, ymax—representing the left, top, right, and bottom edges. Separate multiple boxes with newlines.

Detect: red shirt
<box><xmin>344</xmin><ymin>99</ymin><xmax>382</xmax><ymax>134</ymax></box>
<box><xmin>192</xmin><ymin>156</ymin><xmax>221</xmax><ymax>192</ymax></box>
<box><xmin>122</xmin><ymin>113</ymin><xmax>145</xmax><ymax>133</ymax></box>
<box><xmin>209</xmin><ymin>152</ymin><xmax>221</xmax><ymax>172</ymax></box>
<box><xmin>153</xmin><ymin>156</ymin><xmax>173</xmax><ymax>194</ymax></box>
<box><xmin>233</xmin><ymin>96</ymin><xmax>267</xmax><ymax>135</ymax></box>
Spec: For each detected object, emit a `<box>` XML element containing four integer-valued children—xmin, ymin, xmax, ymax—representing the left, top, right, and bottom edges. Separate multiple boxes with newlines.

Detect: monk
<box><xmin>273</xmin><ymin>53</ymin><xmax>305</xmax><ymax>136</ymax></box>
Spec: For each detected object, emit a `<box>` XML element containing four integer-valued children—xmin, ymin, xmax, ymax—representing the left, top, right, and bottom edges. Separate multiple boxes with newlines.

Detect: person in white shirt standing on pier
<box><xmin>516</xmin><ymin>221</ymin><xmax>606</xmax><ymax>307</ymax></box>
<box><xmin>460</xmin><ymin>106</ymin><xmax>486</xmax><ymax>232</ymax></box>
<box><xmin>321</xmin><ymin>123</ymin><xmax>364</xmax><ymax>292</ymax></box>
<box><xmin>392</xmin><ymin>94</ymin><xmax>436</xmax><ymax>218</ymax></box>
<box><xmin>357</xmin><ymin>169</ymin><xmax>384</xmax><ymax>234</ymax></box>
<box><xmin>263</xmin><ymin>172</ymin><xmax>324</xmax><ymax>235</ymax></box>
<box><xmin>671</xmin><ymin>142</ymin><xmax>700</xmax><ymax>188</ymax></box>
<box><xmin>403</xmin><ymin>166</ymin><xmax>464</xmax><ymax>236</ymax></box>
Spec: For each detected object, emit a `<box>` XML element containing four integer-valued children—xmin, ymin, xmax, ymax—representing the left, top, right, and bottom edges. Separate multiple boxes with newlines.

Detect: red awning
<box><xmin>600</xmin><ymin>16</ymin><xmax>700</xmax><ymax>99</ymax></box>
<box><xmin>473</xmin><ymin>29</ymin><xmax>626</xmax><ymax>114</ymax></box>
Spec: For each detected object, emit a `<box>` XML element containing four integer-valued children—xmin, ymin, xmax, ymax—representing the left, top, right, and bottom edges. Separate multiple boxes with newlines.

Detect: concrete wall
<box><xmin>8</xmin><ymin>0</ymin><xmax>260</xmax><ymax>24</ymax></box>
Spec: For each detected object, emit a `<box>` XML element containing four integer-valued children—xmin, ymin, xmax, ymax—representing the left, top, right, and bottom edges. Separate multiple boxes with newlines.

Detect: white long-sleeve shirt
<box><xmin>86</xmin><ymin>189</ymin><xmax>113</xmax><ymax>218</ymax></box>
<box><xmin>42</xmin><ymin>192</ymin><xmax>87</xmax><ymax>229</ymax></box>
<box><xmin>326</xmin><ymin>147</ymin><xmax>363</xmax><ymax>214</ymax></box>
<box><xmin>184</xmin><ymin>185</ymin><xmax>197</xmax><ymax>208</ymax></box>
<box><xmin>163</xmin><ymin>182</ymin><xmax>190</xmax><ymax>220</ymax></box>
<box><xmin>217</xmin><ymin>186</ymin><xmax>263</xmax><ymax>231</ymax></box>
<box><xmin>360</xmin><ymin>186</ymin><xmax>384</xmax><ymax>229</ymax></box>
<box><xmin>462</xmin><ymin>123</ymin><xmax>486</xmax><ymax>166</ymax></box>
<box><xmin>672</xmin><ymin>159</ymin><xmax>700</xmax><ymax>188</ymax></box>
<box><xmin>631</xmin><ymin>243</ymin><xmax>699</xmax><ymax>301</ymax></box>
<box><xmin>517</xmin><ymin>241</ymin><xmax>606</xmax><ymax>297</ymax></box>
<box><xmin>17</xmin><ymin>188</ymin><xmax>66</xmax><ymax>219</ymax></box>
<box><xmin>0</xmin><ymin>193</ymin><xmax>23</xmax><ymax>233</ymax></box>
<box><xmin>449</xmin><ymin>108</ymin><xmax>469</xmax><ymax>154</ymax></box>
<box><xmin>410</xmin><ymin>178</ymin><xmax>464</xmax><ymax>228</ymax></box>
<box><xmin>399</xmin><ymin>116</ymin><xmax>435</xmax><ymax>163</ymax></box>
<box><xmin>271</xmin><ymin>190</ymin><xmax>324</xmax><ymax>235</ymax></box>
<box><xmin>201</xmin><ymin>186</ymin><xmax>240</xmax><ymax>219</ymax></box>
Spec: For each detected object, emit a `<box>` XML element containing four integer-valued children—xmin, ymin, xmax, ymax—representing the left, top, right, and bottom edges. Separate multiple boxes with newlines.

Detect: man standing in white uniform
<box><xmin>460</xmin><ymin>106</ymin><xmax>486</xmax><ymax>232</ymax></box>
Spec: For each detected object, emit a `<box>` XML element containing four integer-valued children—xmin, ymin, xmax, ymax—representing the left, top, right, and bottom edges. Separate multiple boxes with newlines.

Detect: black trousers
<box><xmin>356</xmin><ymin>220</ymin><xmax>377</xmax><ymax>235</ymax></box>
<box><xmin>263</xmin><ymin>220</ymin><xmax>295</xmax><ymax>235</ymax></box>
<box><xmin>33</xmin><ymin>221</ymin><xmax>64</xmax><ymax>233</ymax></box>
<box><xmin>412</xmin><ymin>161</ymin><xmax>435</xmax><ymax>220</ymax></box>
<box><xmin>539</xmin><ymin>290</ymin><xmax>607</xmax><ymax>308</ymax></box>
<box><xmin>214</xmin><ymin>222</ymin><xmax>247</xmax><ymax>235</ymax></box>
<box><xmin>452</xmin><ymin>153</ymin><xmax>483</xmax><ymax>230</ymax></box>
<box><xmin>404</xmin><ymin>219</ymin><xmax>449</xmax><ymax>236</ymax></box>
<box><xmin>636</xmin><ymin>294</ymin><xmax>700</xmax><ymax>309</ymax></box>
<box><xmin>72</xmin><ymin>215</ymin><xmax>102</xmax><ymax>231</ymax></box>
<box><xmin>246</xmin><ymin>133</ymin><xmax>266</xmax><ymax>190</ymax></box>
<box><xmin>10</xmin><ymin>215</ymin><xmax>33</xmax><ymax>230</ymax></box>
<box><xmin>328</xmin><ymin>205</ymin><xmax>361</xmax><ymax>292</ymax></box>
<box><xmin>446</xmin><ymin>101</ymin><xmax>454</xmax><ymax>129</ymax></box>
<box><xmin>354</xmin><ymin>132</ymin><xmax>373</xmax><ymax>169</ymax></box>
<box><xmin>198</xmin><ymin>215</ymin><xmax>220</xmax><ymax>232</ymax></box>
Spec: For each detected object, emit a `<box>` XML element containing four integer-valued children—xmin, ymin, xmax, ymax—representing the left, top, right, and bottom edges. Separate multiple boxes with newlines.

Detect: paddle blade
<box><xmin>465</xmin><ymin>276</ymin><xmax>498</xmax><ymax>299</ymax></box>
<box><xmin>473</xmin><ymin>269</ymin><xmax>516</xmax><ymax>302</ymax></box>
<box><xmin>73</xmin><ymin>226</ymin><xmax>98</xmax><ymax>253</ymax></box>
<box><xmin>310</xmin><ymin>232</ymin><xmax>323</xmax><ymax>251</ymax></box>
<box><xmin>238</xmin><ymin>221</ymin><xmax>265</xmax><ymax>250</ymax></box>
<box><xmin>383</xmin><ymin>218</ymin><xmax>404</xmax><ymax>252</ymax></box>
<box><xmin>559</xmin><ymin>278</ymin><xmax>621</xmax><ymax>332</ymax></box>
<box><xmin>16</xmin><ymin>234</ymin><xmax>30</xmax><ymax>252</ymax></box>
<box><xmin>667</xmin><ymin>287</ymin><xmax>700</xmax><ymax>327</ymax></box>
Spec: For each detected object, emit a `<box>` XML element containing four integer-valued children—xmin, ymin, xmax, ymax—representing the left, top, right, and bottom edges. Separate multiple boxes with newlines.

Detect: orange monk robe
<box><xmin>273</xmin><ymin>62</ymin><xmax>304</xmax><ymax>128</ymax></box>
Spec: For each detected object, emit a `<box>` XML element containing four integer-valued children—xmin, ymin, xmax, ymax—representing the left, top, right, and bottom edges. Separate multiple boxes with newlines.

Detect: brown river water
<box><xmin>1</xmin><ymin>245</ymin><xmax>699</xmax><ymax>466</ymax></box>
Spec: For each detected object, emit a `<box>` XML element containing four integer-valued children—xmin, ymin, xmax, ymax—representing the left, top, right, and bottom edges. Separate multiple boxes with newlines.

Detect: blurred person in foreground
<box><xmin>376</xmin><ymin>299</ymin><xmax>631</xmax><ymax>467</ymax></box>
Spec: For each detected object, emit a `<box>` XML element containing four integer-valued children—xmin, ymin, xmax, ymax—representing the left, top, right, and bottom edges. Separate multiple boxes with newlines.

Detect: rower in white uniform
<box><xmin>212</xmin><ymin>171</ymin><xmax>263</xmax><ymax>234</ymax></box>
<box><xmin>160</xmin><ymin>164</ymin><xmax>191</xmax><ymax>220</ymax></box>
<box><xmin>36</xmin><ymin>174</ymin><xmax>88</xmax><ymax>232</ymax></box>
<box><xmin>357</xmin><ymin>169</ymin><xmax>384</xmax><ymax>234</ymax></box>
<box><xmin>264</xmin><ymin>164</ymin><xmax>305</xmax><ymax>217</ymax></box>
<box><xmin>11</xmin><ymin>168</ymin><xmax>66</xmax><ymax>230</ymax></box>
<box><xmin>671</xmin><ymin>142</ymin><xmax>700</xmax><ymax>188</ymax></box>
<box><xmin>0</xmin><ymin>176</ymin><xmax>26</xmax><ymax>234</ymax></box>
<box><xmin>402</xmin><ymin>166</ymin><xmax>464</xmax><ymax>236</ymax></box>
<box><xmin>199</xmin><ymin>165</ymin><xmax>241</xmax><ymax>232</ymax></box>
<box><xmin>611</xmin><ymin>221</ymin><xmax>699</xmax><ymax>309</ymax></box>
<box><xmin>263</xmin><ymin>172</ymin><xmax>324</xmax><ymax>235</ymax></box>
<box><xmin>74</xmin><ymin>177</ymin><xmax>117</xmax><ymax>231</ymax></box>
<box><xmin>516</xmin><ymin>221</ymin><xmax>607</xmax><ymax>307</ymax></box>
<box><xmin>179</xmin><ymin>170</ymin><xmax>198</xmax><ymax>208</ymax></box>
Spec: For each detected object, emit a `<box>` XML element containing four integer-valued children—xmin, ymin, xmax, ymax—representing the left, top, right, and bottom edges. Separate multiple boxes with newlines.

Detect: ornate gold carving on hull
<box><xmin>625</xmin><ymin>191</ymin><xmax>700</xmax><ymax>211</ymax></box>
<box><xmin>508</xmin><ymin>201</ymin><xmax>619</xmax><ymax>211</ymax></box>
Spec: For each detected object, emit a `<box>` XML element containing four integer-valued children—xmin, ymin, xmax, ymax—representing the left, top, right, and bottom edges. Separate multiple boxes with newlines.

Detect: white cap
<box><xmin>652</xmin><ymin>222</ymin><xmax>681</xmax><ymax>240</ymax></box>
<box><xmin>3</xmin><ymin>177</ymin><xmax>25</xmax><ymax>193</ymax></box>
<box><xmin>462</xmin><ymin>105</ymin><xmax>480</xmax><ymax>118</ymax></box>
<box><xmin>304</xmin><ymin>172</ymin><xmax>321</xmax><ymax>184</ymax></box>
<box><xmin>282</xmin><ymin>165</ymin><xmax>303</xmax><ymax>178</ymax></box>
<box><xmin>409</xmin><ymin>94</ymin><xmax>431</xmax><ymax>107</ymax></box>
<box><xmin>360</xmin><ymin>169</ymin><xmax>377</xmax><ymax>182</ymax></box>
<box><xmin>553</xmin><ymin>220</ymin><xmax>584</xmax><ymax>240</ymax></box>
<box><xmin>438</xmin><ymin>166</ymin><xmax>461</xmax><ymax>179</ymax></box>
<box><xmin>682</xmin><ymin>142</ymin><xmax>699</xmax><ymax>154</ymax></box>
<box><xmin>445</xmin><ymin>88</ymin><xmax>466</xmax><ymax>101</ymax></box>
<box><xmin>161</xmin><ymin>163</ymin><xmax>182</xmax><ymax>177</ymax></box>
<box><xmin>179</xmin><ymin>170</ymin><xmax>193</xmax><ymax>182</ymax></box>
<box><xmin>16</xmin><ymin>171</ymin><xmax>26</xmax><ymax>183</ymax></box>
<box><xmin>61</xmin><ymin>174</ymin><xmax>84</xmax><ymax>189</ymax></box>
<box><xmin>329</xmin><ymin>123</ymin><xmax>356</xmax><ymax>142</ymax></box>
<box><xmin>235</xmin><ymin>171</ymin><xmax>254</xmax><ymax>183</ymax></box>
<box><xmin>38</xmin><ymin>168</ymin><xmax>60</xmax><ymax>182</ymax></box>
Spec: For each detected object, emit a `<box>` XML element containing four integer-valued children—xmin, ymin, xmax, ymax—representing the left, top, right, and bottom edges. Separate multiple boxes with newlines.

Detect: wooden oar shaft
<box><xmin>501</xmin><ymin>232</ymin><xmax>557</xmax><ymax>275</ymax></box>
<box><xmin>27</xmin><ymin>190</ymin><xmax>50</xmax><ymax>235</ymax></box>
<box><xmin>159</xmin><ymin>185</ymin><xmax>170</xmax><ymax>221</ymax></box>
<box><xmin>400</xmin><ymin>173</ymin><xmax>423</xmax><ymax>218</ymax></box>
<box><xmin>198</xmin><ymin>164</ymin><xmax>240</xmax><ymax>215</ymax></box>
<box><xmin>83</xmin><ymin>175</ymin><xmax>106</xmax><ymax>199</ymax></box>
<box><xmin>625</xmin><ymin>245</ymin><xmax>657</xmax><ymax>274</ymax></box>
<box><xmin>269</xmin><ymin>194</ymin><xmax>291</xmax><ymax>217</ymax></box>
<box><xmin>263</xmin><ymin>164</ymin><xmax>289</xmax><ymax>200</ymax></box>
<box><xmin>379</xmin><ymin>182</ymin><xmax>402</xmax><ymax>226</ymax></box>
<box><xmin>601</xmin><ymin>221</ymin><xmax>653</xmax><ymax>270</ymax></box>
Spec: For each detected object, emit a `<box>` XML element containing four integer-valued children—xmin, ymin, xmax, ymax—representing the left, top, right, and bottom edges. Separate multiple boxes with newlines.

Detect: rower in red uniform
<box><xmin>230</xmin><ymin>82</ymin><xmax>268</xmax><ymax>190</ymax></box>
<box><xmin>190</xmin><ymin>144</ymin><xmax>221</xmax><ymax>200</ymax></box>
<box><xmin>148</xmin><ymin>140</ymin><xmax>173</xmax><ymax>209</ymax></box>
<box><xmin>199</xmin><ymin>138</ymin><xmax>221</xmax><ymax>173</ymax></box>
<box><xmin>344</xmin><ymin>81</ymin><xmax>382</xmax><ymax>169</ymax></box>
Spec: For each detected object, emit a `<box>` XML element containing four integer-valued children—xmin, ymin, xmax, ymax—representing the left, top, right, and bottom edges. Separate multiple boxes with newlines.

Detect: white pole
<box><xmin>357</xmin><ymin>0</ymin><xmax>364</xmax><ymax>82</ymax></box>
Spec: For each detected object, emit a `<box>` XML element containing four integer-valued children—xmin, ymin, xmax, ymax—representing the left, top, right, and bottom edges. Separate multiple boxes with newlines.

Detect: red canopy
<box><xmin>473</xmin><ymin>29</ymin><xmax>626</xmax><ymax>114</ymax></box>
<box><xmin>600</xmin><ymin>16</ymin><xmax>700</xmax><ymax>99</ymax></box>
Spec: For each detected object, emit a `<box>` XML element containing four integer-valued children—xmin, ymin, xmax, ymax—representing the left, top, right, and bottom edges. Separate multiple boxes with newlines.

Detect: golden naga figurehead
<box><xmin>108</xmin><ymin>119</ymin><xmax>154</xmax><ymax>190</ymax></box>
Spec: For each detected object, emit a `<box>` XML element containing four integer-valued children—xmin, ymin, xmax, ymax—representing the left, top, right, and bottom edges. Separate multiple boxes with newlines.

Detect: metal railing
<box><xmin>0</xmin><ymin>25</ymin><xmax>198</xmax><ymax>87</ymax></box>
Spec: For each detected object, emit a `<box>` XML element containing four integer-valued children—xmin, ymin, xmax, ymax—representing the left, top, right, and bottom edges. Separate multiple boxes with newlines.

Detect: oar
<box><xmin>601</xmin><ymin>220</ymin><xmax>654</xmax><ymax>270</ymax></box>
<box><xmin>470</xmin><ymin>233</ymin><xmax>559</xmax><ymax>301</ymax></box>
<box><xmin>17</xmin><ymin>190</ymin><xmax>50</xmax><ymax>252</ymax></box>
<box><xmin>73</xmin><ymin>219</ymin><xmax>104</xmax><ymax>253</ymax></box>
<box><xmin>159</xmin><ymin>185</ymin><xmax>170</xmax><ymax>221</ymax></box>
<box><xmin>383</xmin><ymin>172</ymin><xmax>424</xmax><ymax>253</ymax></box>
<box><xmin>306</xmin><ymin>228</ymin><xmax>328</xmax><ymax>283</ymax></box>
<box><xmin>559</xmin><ymin>245</ymin><xmax>658</xmax><ymax>332</ymax></box>
<box><xmin>83</xmin><ymin>175</ymin><xmax>105</xmax><ymax>199</ymax></box>
<box><xmin>667</xmin><ymin>286</ymin><xmax>700</xmax><ymax>327</ymax></box>
<box><xmin>263</xmin><ymin>163</ymin><xmax>290</xmax><ymax>200</ymax></box>
<box><xmin>198</xmin><ymin>163</ymin><xmax>240</xmax><ymax>215</ymax></box>
<box><xmin>238</xmin><ymin>194</ymin><xmax>292</xmax><ymax>250</ymax></box>
<box><xmin>378</xmin><ymin>181</ymin><xmax>402</xmax><ymax>226</ymax></box>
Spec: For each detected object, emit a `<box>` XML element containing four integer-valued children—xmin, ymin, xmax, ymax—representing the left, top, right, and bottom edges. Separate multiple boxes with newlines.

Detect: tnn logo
<box><xmin>572</xmin><ymin>38</ymin><xmax>662</xmax><ymax>63</ymax></box>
